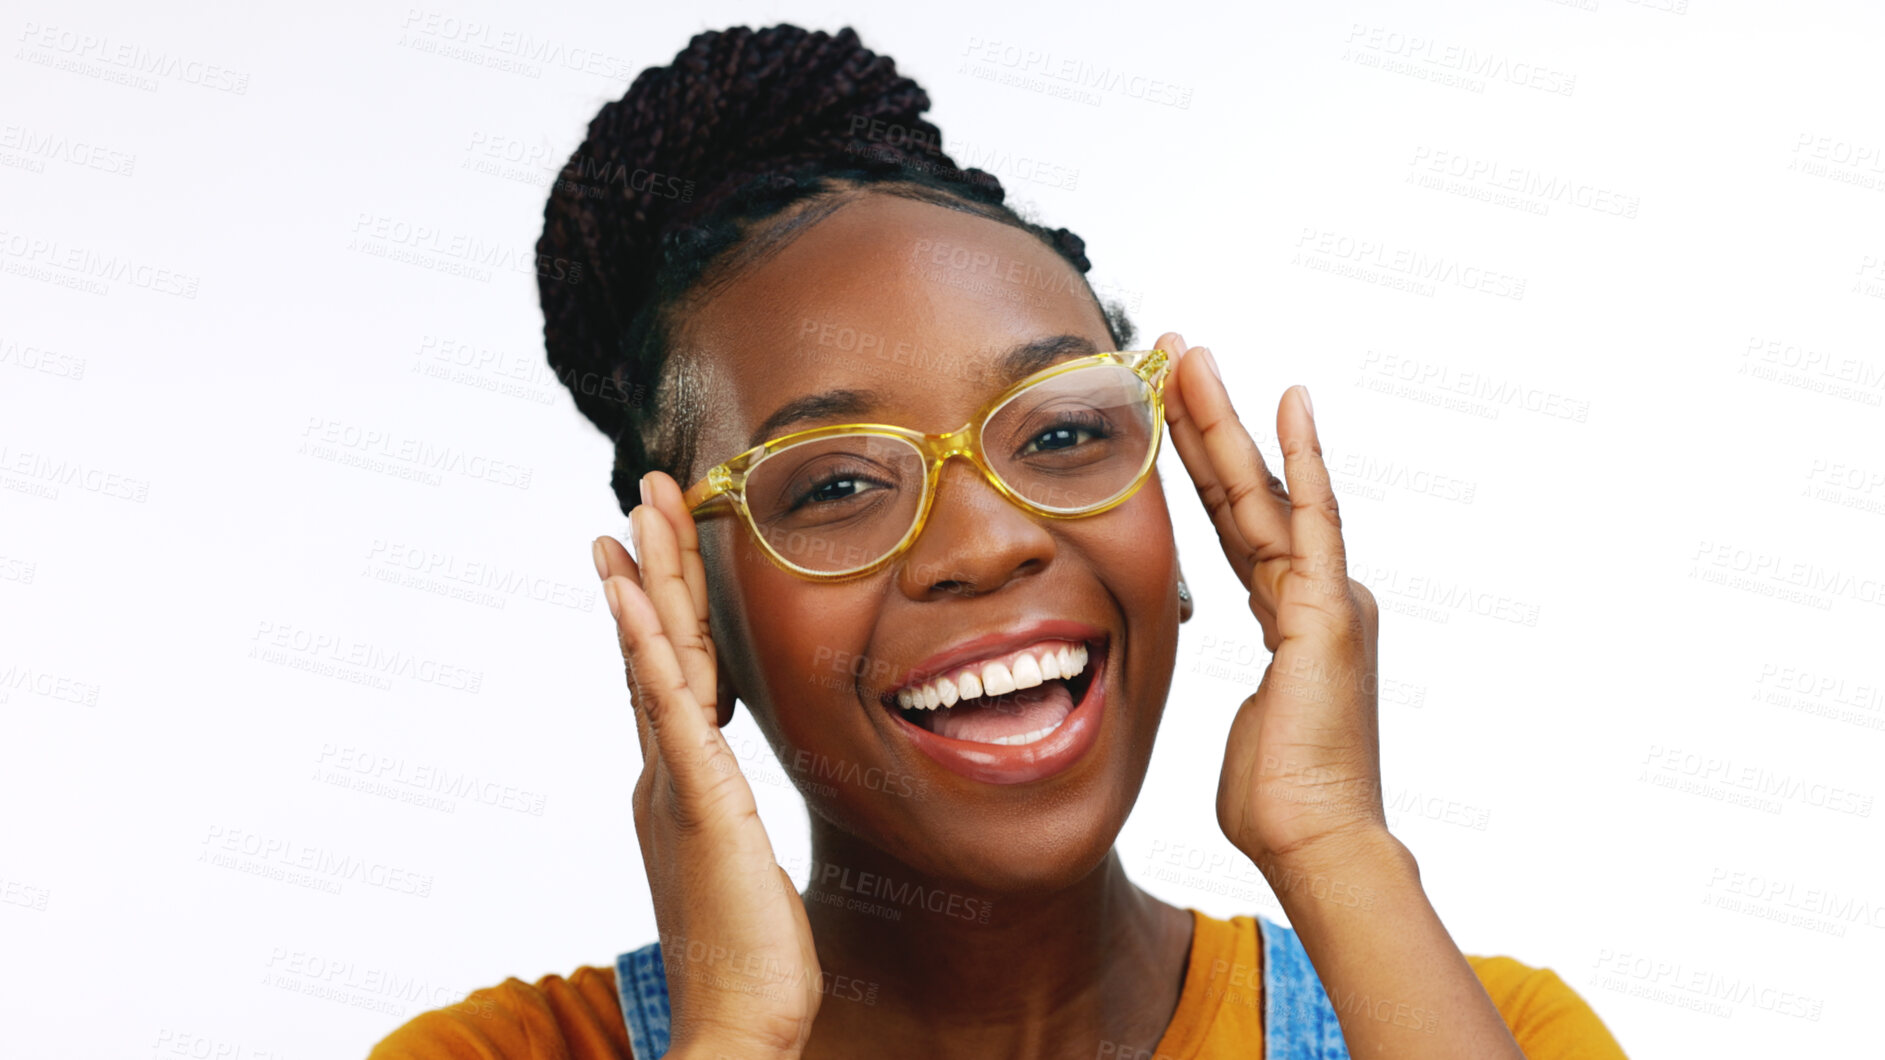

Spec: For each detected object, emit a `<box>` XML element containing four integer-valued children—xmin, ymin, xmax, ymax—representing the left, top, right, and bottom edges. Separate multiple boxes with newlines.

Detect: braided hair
<box><xmin>536</xmin><ymin>24</ymin><xmax>1136</xmax><ymax>516</ymax></box>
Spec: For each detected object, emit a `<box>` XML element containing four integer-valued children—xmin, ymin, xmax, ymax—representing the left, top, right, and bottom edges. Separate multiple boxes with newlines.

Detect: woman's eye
<box><xmin>800</xmin><ymin>475</ymin><xmax>882</xmax><ymax>506</ymax></box>
<box><xmin>1022</xmin><ymin>420</ymin><xmax>1105</xmax><ymax>454</ymax></box>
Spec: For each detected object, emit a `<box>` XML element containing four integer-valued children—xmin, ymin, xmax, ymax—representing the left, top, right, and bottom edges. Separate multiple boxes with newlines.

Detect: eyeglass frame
<box><xmin>680</xmin><ymin>347</ymin><xmax>1172</xmax><ymax>581</ymax></box>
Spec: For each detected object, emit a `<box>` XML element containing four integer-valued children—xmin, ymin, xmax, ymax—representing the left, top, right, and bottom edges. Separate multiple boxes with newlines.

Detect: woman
<box><xmin>371</xmin><ymin>24</ymin><xmax>1626</xmax><ymax>1060</ymax></box>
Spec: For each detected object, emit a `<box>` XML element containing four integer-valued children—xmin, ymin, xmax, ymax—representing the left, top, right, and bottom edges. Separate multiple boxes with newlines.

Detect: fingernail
<box><xmin>1296</xmin><ymin>385</ymin><xmax>1315</xmax><ymax>420</ymax></box>
<box><xmin>629</xmin><ymin>509</ymin><xmax>643</xmax><ymax>559</ymax></box>
<box><xmin>1169</xmin><ymin>332</ymin><xmax>1187</xmax><ymax>353</ymax></box>
<box><xmin>591</xmin><ymin>538</ymin><xmax>608</xmax><ymax>581</ymax></box>
<box><xmin>603</xmin><ymin>579</ymin><xmax>623</xmax><ymax>622</ymax></box>
<box><xmin>638</xmin><ymin>474</ymin><xmax>651</xmax><ymax>507</ymax></box>
<box><xmin>1197</xmin><ymin>346</ymin><xmax>1221</xmax><ymax>380</ymax></box>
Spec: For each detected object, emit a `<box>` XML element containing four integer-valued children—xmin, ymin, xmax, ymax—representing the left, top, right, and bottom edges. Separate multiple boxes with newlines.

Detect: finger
<box><xmin>643</xmin><ymin>470</ymin><xmax>727</xmax><ymax>725</ymax></box>
<box><xmin>1161</xmin><ymin>340</ymin><xmax>1256</xmax><ymax>587</ymax></box>
<box><xmin>1255</xmin><ymin>609</ymin><xmax>1281</xmax><ymax>655</ymax></box>
<box><xmin>1167</xmin><ymin>345</ymin><xmax>1294</xmax><ymax>586</ymax></box>
<box><xmin>642</xmin><ymin>470</ymin><xmax>713</xmax><ymax>653</ymax></box>
<box><xmin>596</xmin><ymin>536</ymin><xmax>655</xmax><ymax>763</ymax></box>
<box><xmin>596</xmin><ymin>532</ymin><xmax>635</xmax><ymax>576</ymax></box>
<box><xmin>604</xmin><ymin>570</ymin><xmax>727</xmax><ymax>797</ymax></box>
<box><xmin>1275</xmin><ymin>386</ymin><xmax>1355</xmax><ymax>631</ymax></box>
<box><xmin>631</xmin><ymin>503</ymin><xmax>718</xmax><ymax>728</ymax></box>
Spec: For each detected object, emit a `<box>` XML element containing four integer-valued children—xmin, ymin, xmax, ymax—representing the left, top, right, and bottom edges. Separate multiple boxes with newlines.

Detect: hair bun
<box><xmin>538</xmin><ymin>24</ymin><xmax>976</xmax><ymax>441</ymax></box>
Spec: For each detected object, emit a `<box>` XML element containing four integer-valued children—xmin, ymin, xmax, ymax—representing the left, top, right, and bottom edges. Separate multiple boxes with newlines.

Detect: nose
<box><xmin>895</xmin><ymin>455</ymin><xmax>1055</xmax><ymax>600</ymax></box>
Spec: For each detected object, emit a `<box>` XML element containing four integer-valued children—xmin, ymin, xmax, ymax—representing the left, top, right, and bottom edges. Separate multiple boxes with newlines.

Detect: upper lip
<box><xmin>882</xmin><ymin>618</ymin><xmax>1108</xmax><ymax>701</ymax></box>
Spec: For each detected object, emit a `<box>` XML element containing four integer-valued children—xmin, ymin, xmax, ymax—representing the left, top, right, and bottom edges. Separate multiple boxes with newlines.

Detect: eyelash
<box><xmin>1016</xmin><ymin>411</ymin><xmax>1113</xmax><ymax>457</ymax></box>
<box><xmin>792</xmin><ymin>467</ymin><xmax>889</xmax><ymax>509</ymax></box>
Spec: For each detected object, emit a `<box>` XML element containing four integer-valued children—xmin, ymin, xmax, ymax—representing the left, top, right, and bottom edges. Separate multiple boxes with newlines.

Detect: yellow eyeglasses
<box><xmin>681</xmin><ymin>348</ymin><xmax>1171</xmax><ymax>580</ymax></box>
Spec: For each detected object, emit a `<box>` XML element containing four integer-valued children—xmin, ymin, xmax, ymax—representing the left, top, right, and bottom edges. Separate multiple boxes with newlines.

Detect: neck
<box><xmin>798</xmin><ymin>820</ymin><xmax>1193</xmax><ymax>1060</ymax></box>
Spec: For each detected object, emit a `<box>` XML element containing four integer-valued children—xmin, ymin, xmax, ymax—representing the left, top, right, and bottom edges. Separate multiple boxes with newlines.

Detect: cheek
<box><xmin>1080</xmin><ymin>487</ymin><xmax>1181</xmax><ymax>675</ymax></box>
<box><xmin>704</xmin><ymin>523</ymin><xmax>788</xmax><ymax>707</ymax></box>
<box><xmin>712</xmin><ymin>535</ymin><xmax>878</xmax><ymax>739</ymax></box>
<box><xmin>1091</xmin><ymin>480</ymin><xmax>1179</xmax><ymax>585</ymax></box>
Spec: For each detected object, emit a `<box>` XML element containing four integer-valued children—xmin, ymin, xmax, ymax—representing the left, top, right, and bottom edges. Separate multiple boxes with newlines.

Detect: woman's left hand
<box><xmin>1158</xmin><ymin>332</ymin><xmax>1389</xmax><ymax>874</ymax></box>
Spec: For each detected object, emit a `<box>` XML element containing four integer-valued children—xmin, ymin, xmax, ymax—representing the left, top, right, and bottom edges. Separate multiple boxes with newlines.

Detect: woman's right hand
<box><xmin>594</xmin><ymin>470</ymin><xmax>822</xmax><ymax>1060</ymax></box>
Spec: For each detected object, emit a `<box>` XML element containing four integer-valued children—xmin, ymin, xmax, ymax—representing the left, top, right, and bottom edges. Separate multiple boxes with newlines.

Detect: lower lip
<box><xmin>884</xmin><ymin>643</ymin><xmax>1109</xmax><ymax>785</ymax></box>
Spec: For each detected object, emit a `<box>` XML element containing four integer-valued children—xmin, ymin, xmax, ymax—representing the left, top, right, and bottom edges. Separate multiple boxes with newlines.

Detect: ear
<box><xmin>715</xmin><ymin>654</ymin><xmax>739</xmax><ymax>728</ymax></box>
<box><xmin>1177</xmin><ymin>562</ymin><xmax>1194</xmax><ymax>624</ymax></box>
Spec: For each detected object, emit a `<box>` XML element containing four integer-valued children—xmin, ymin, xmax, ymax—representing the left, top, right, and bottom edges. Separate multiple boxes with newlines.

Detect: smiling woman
<box><xmin>369</xmin><ymin>23</ymin><xmax>1626</xmax><ymax>1060</ymax></box>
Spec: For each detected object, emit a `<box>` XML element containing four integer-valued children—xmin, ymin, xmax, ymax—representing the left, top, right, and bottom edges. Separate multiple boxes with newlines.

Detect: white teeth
<box><xmin>893</xmin><ymin>641</ymin><xmax>1094</xmax><ymax>713</ymax></box>
<box><xmin>988</xmin><ymin>722</ymin><xmax>1060</xmax><ymax>746</ymax></box>
<box><xmin>1011</xmin><ymin>653</ymin><xmax>1043</xmax><ymax>689</ymax></box>
<box><xmin>957</xmin><ymin>669</ymin><xmax>983</xmax><ymax>700</ymax></box>
<box><xmin>982</xmin><ymin>660</ymin><xmax>1016</xmax><ymax>696</ymax></box>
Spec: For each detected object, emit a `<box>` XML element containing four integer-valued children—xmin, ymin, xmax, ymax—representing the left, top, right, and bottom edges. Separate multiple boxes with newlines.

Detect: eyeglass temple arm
<box><xmin>1135</xmin><ymin>347</ymin><xmax>1172</xmax><ymax>389</ymax></box>
<box><xmin>682</xmin><ymin>464</ymin><xmax>735</xmax><ymax>514</ymax></box>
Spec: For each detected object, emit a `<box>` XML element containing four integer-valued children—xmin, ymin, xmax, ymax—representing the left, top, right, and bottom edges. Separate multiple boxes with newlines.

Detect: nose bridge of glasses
<box><xmin>929</xmin><ymin>422</ymin><xmax>980</xmax><ymax>463</ymax></box>
<box><xmin>923</xmin><ymin>421</ymin><xmax>1012</xmax><ymax>505</ymax></box>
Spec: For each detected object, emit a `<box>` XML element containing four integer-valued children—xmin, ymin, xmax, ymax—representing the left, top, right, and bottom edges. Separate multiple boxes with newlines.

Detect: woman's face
<box><xmin>678</xmin><ymin>193</ymin><xmax>1183</xmax><ymax>891</ymax></box>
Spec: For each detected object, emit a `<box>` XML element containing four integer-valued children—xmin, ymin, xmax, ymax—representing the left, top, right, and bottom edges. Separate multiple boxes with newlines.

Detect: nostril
<box><xmin>909</xmin><ymin>559</ymin><xmax>973</xmax><ymax>596</ymax></box>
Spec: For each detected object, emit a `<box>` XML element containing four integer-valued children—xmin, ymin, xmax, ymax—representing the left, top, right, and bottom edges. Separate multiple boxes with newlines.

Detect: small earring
<box><xmin>1177</xmin><ymin>580</ymin><xmax>1191</xmax><ymax>603</ymax></box>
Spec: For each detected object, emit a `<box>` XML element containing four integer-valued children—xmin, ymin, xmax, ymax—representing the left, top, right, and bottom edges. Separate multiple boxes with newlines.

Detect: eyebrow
<box><xmin>746</xmin><ymin>333</ymin><xmax>1102</xmax><ymax>447</ymax></box>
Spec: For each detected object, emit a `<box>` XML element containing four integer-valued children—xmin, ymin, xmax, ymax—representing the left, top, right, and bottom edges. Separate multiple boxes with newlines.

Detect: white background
<box><xmin>3</xmin><ymin>1</ymin><xmax>1882</xmax><ymax>1057</ymax></box>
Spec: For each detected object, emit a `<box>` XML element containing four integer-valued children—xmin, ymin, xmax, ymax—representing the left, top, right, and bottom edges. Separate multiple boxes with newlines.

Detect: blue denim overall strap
<box><xmin>615</xmin><ymin>916</ymin><xmax>1350</xmax><ymax>1058</ymax></box>
<box><xmin>615</xmin><ymin>942</ymin><xmax>671</xmax><ymax>1060</ymax></box>
<box><xmin>1258</xmin><ymin>915</ymin><xmax>1352</xmax><ymax>1059</ymax></box>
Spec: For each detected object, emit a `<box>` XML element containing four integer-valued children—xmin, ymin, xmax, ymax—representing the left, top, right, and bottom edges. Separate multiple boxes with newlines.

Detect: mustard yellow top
<box><xmin>369</xmin><ymin>909</ymin><xmax>1628</xmax><ymax>1058</ymax></box>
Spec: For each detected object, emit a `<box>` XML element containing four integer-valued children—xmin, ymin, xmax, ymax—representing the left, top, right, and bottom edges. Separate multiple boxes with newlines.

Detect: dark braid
<box><xmin>536</xmin><ymin>24</ymin><xmax>1135</xmax><ymax>517</ymax></box>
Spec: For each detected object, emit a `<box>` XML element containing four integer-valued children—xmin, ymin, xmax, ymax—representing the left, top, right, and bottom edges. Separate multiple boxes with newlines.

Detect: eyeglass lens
<box><xmin>741</xmin><ymin>363</ymin><xmax>1157</xmax><ymax>573</ymax></box>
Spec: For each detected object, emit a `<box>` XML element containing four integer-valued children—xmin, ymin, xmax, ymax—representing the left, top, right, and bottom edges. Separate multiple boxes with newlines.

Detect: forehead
<box><xmin>676</xmin><ymin>193</ymin><xmax>1113</xmax><ymax>471</ymax></box>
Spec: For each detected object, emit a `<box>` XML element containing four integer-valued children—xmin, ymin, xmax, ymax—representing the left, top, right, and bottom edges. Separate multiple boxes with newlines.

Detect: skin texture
<box><xmin>595</xmin><ymin>191</ymin><xmax>1530</xmax><ymax>1059</ymax></box>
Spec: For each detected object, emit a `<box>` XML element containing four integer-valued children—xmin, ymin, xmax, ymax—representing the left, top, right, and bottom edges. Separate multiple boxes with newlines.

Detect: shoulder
<box><xmin>366</xmin><ymin>963</ymin><xmax>631</xmax><ymax>1060</ymax></box>
<box><xmin>1464</xmin><ymin>953</ymin><xmax>1630</xmax><ymax>1059</ymax></box>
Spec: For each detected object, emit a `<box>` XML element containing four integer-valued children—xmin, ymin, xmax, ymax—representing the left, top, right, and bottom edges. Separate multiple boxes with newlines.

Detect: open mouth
<box><xmin>882</xmin><ymin>638</ymin><xmax>1103</xmax><ymax>747</ymax></box>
